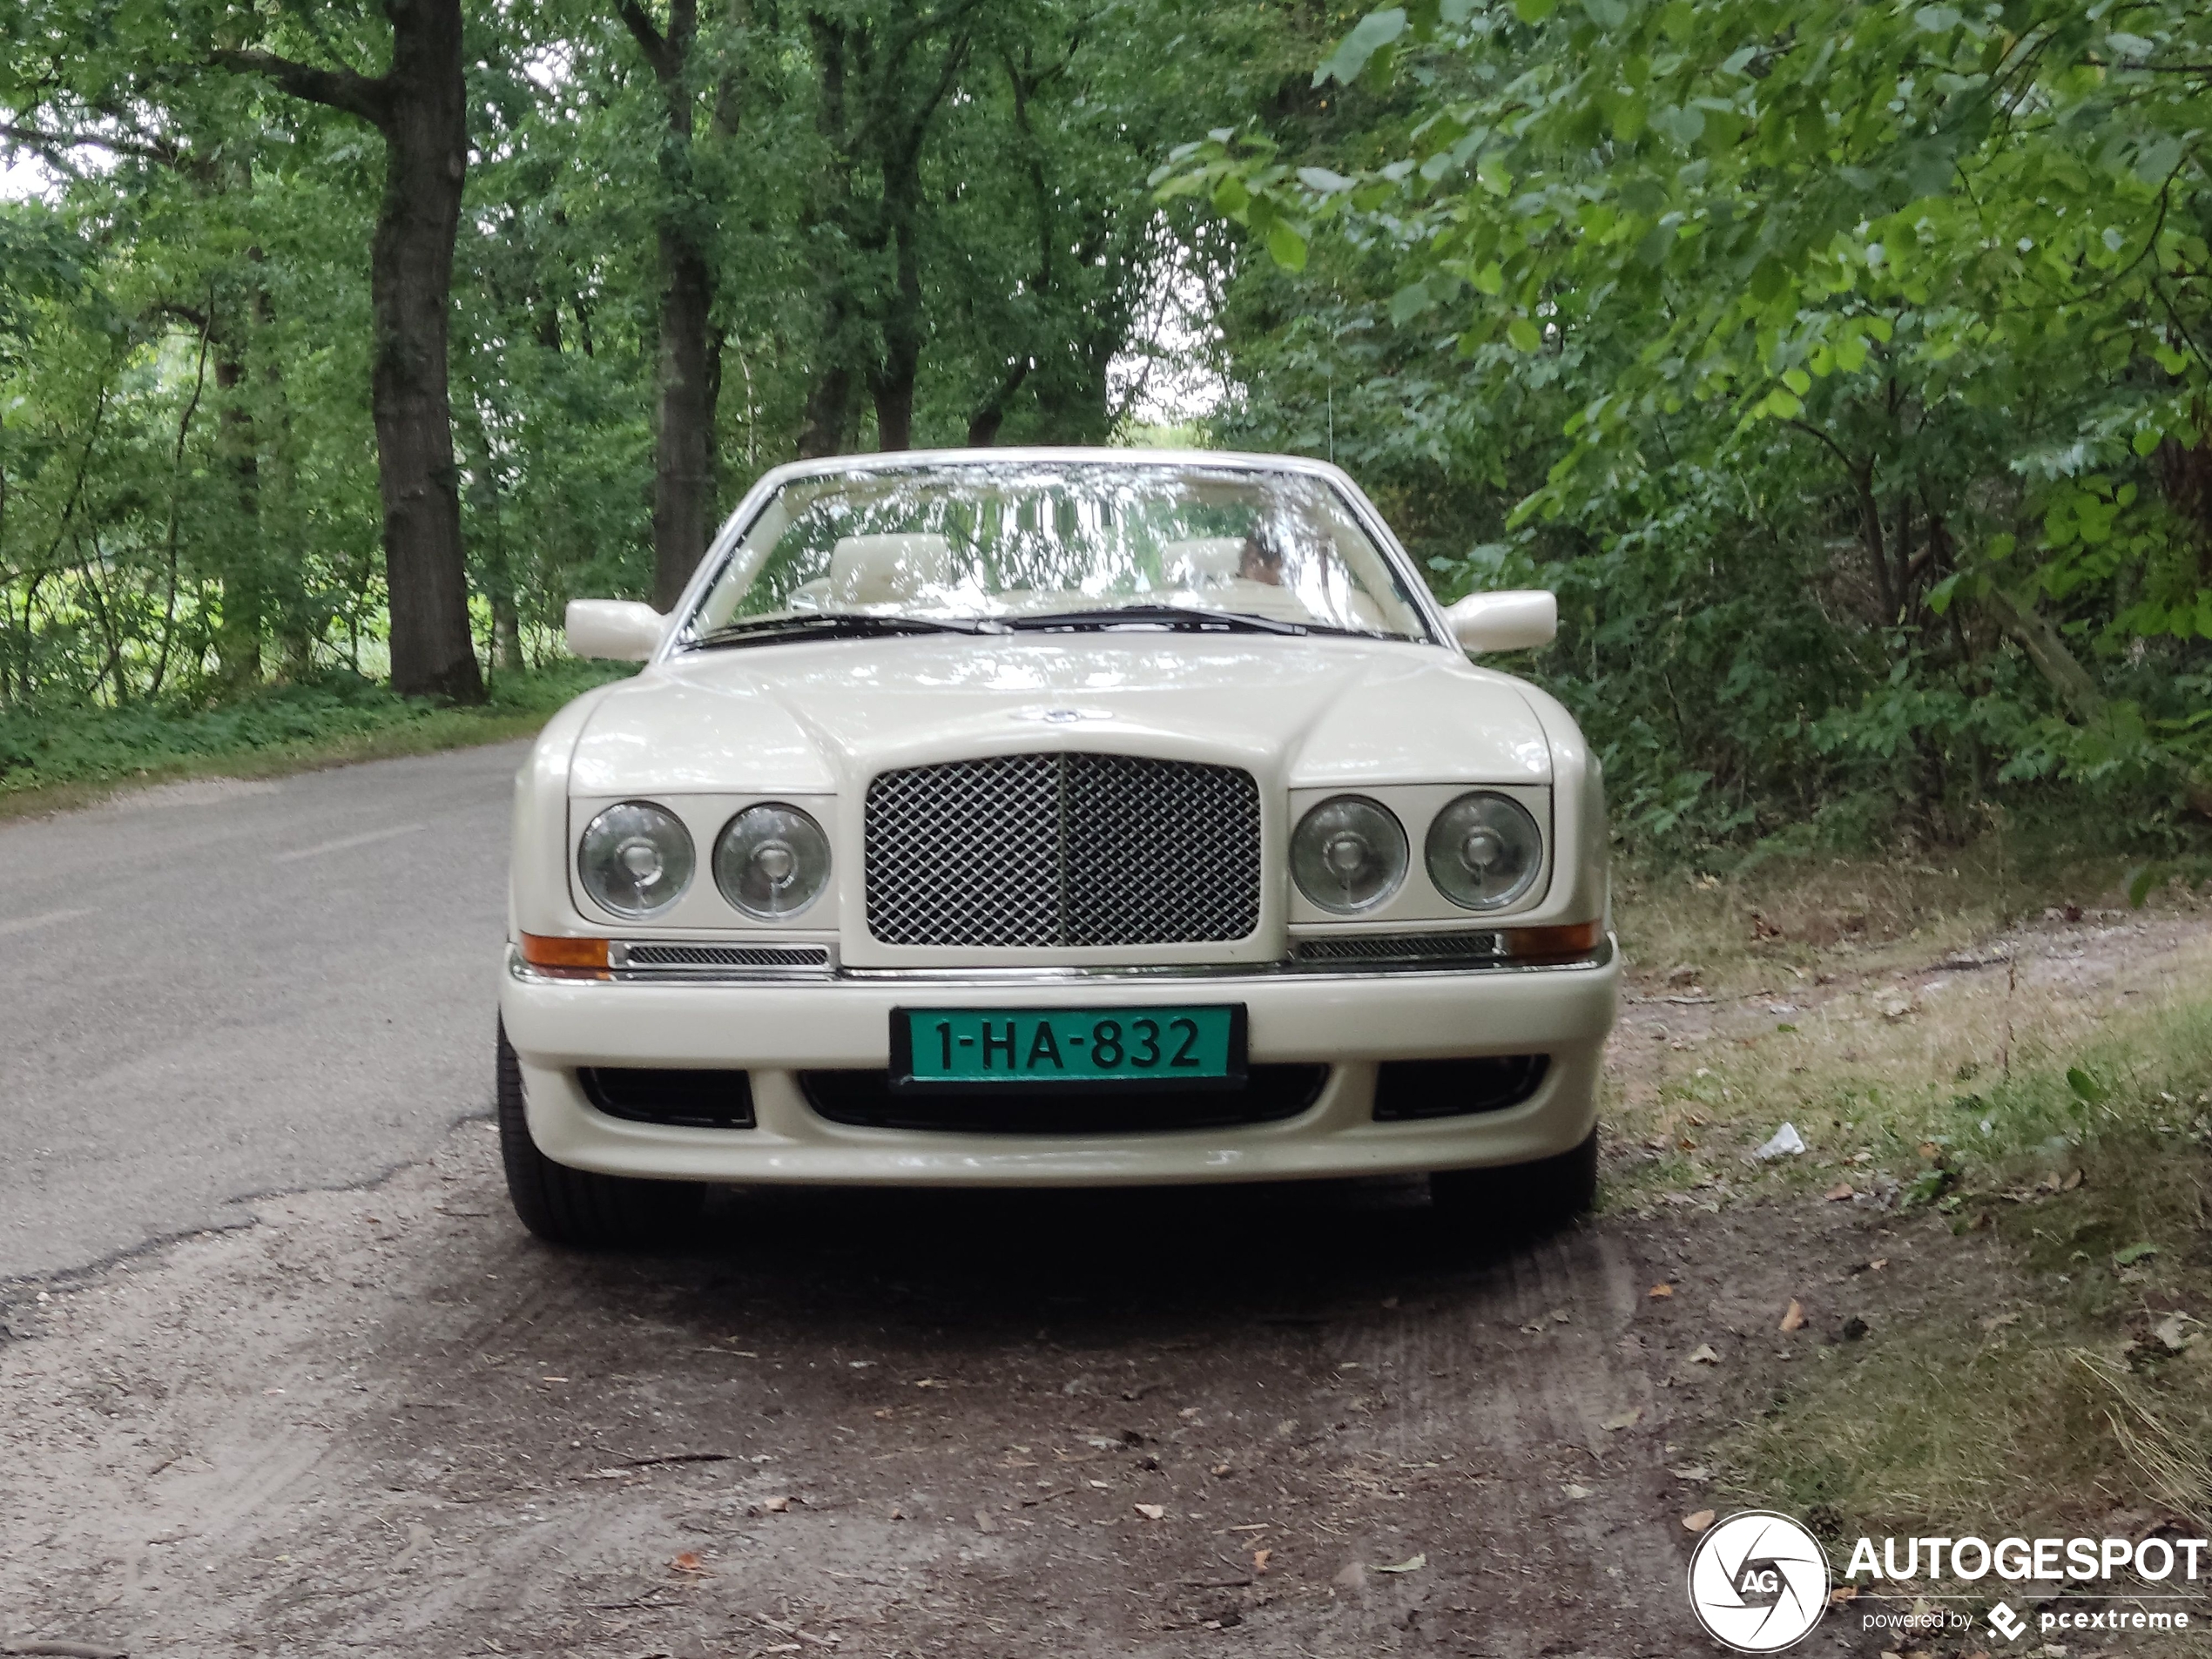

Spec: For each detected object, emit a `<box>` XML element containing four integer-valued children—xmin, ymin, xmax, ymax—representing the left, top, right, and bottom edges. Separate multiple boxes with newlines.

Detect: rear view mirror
<box><xmin>566</xmin><ymin>599</ymin><xmax>665</xmax><ymax>662</ymax></box>
<box><xmin>1445</xmin><ymin>590</ymin><xmax>1557</xmax><ymax>653</ymax></box>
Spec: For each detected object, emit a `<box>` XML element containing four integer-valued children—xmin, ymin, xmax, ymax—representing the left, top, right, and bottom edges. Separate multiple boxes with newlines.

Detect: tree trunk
<box><xmin>211</xmin><ymin>347</ymin><xmax>264</xmax><ymax>690</ymax></box>
<box><xmin>619</xmin><ymin>0</ymin><xmax>722</xmax><ymax>610</ymax></box>
<box><xmin>370</xmin><ymin>2</ymin><xmax>481</xmax><ymax>701</ymax></box>
<box><xmin>214</xmin><ymin>0</ymin><xmax>483</xmax><ymax>703</ymax></box>
<box><xmin>967</xmin><ymin>358</ymin><xmax>1030</xmax><ymax>447</ymax></box>
<box><xmin>799</xmin><ymin>356</ymin><xmax>857</xmax><ymax>457</ymax></box>
<box><xmin>650</xmin><ymin>221</ymin><xmax>717</xmax><ymax>607</ymax></box>
<box><xmin>869</xmin><ymin>154</ymin><xmax>925</xmax><ymax>452</ymax></box>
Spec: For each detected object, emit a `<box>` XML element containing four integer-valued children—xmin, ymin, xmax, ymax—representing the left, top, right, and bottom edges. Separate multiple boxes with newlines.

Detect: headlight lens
<box><xmin>714</xmin><ymin>802</ymin><xmax>832</xmax><ymax>920</ymax></box>
<box><xmin>577</xmin><ymin>800</ymin><xmax>695</xmax><ymax>918</ymax></box>
<box><xmin>1426</xmin><ymin>791</ymin><xmax>1542</xmax><ymax>910</ymax></box>
<box><xmin>1291</xmin><ymin>795</ymin><xmax>1408</xmax><ymax>914</ymax></box>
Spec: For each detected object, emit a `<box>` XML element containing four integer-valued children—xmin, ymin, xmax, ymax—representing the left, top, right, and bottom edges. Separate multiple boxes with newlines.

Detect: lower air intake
<box><xmin>799</xmin><ymin>1065</ymin><xmax>1327</xmax><ymax>1135</ymax></box>
<box><xmin>578</xmin><ymin>1068</ymin><xmax>756</xmax><ymax>1128</ymax></box>
<box><xmin>1371</xmin><ymin>1055</ymin><xmax>1548</xmax><ymax>1121</ymax></box>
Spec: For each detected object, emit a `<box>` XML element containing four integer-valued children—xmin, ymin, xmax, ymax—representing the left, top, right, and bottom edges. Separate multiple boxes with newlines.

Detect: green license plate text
<box><xmin>894</xmin><ymin>1005</ymin><xmax>1243</xmax><ymax>1089</ymax></box>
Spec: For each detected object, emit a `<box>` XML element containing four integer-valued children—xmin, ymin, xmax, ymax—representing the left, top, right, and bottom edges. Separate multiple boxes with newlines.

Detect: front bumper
<box><xmin>497</xmin><ymin>946</ymin><xmax>1619</xmax><ymax>1187</ymax></box>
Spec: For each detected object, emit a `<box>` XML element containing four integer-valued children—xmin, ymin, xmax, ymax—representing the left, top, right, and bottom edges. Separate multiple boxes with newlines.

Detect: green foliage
<box><xmin>1164</xmin><ymin>0</ymin><xmax>2212</xmax><ymax>853</ymax></box>
<box><xmin>1</xmin><ymin>0</ymin><xmax>1295</xmax><ymax>714</ymax></box>
<box><xmin>0</xmin><ymin>661</ymin><xmax>630</xmax><ymax>796</ymax></box>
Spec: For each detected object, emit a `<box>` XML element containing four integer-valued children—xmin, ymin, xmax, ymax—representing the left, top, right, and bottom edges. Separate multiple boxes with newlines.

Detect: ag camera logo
<box><xmin>1687</xmin><ymin>1511</ymin><xmax>1831</xmax><ymax>1652</ymax></box>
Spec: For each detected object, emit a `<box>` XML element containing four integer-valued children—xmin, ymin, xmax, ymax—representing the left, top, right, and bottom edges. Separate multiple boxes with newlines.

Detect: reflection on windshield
<box><xmin>686</xmin><ymin>462</ymin><xmax>1431</xmax><ymax>643</ymax></box>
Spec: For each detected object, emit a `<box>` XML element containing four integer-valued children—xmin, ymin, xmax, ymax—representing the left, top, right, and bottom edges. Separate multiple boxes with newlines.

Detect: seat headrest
<box><xmin>829</xmin><ymin>533</ymin><xmax>954</xmax><ymax>604</ymax></box>
<box><xmin>1160</xmin><ymin>536</ymin><xmax>1245</xmax><ymax>586</ymax></box>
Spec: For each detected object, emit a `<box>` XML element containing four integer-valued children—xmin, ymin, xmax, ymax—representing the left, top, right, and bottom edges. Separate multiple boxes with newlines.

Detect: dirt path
<box><xmin>0</xmin><ymin>1155</ymin><xmax>2009</xmax><ymax>1658</ymax></box>
<box><xmin>3</xmin><ymin>909</ymin><xmax>2191</xmax><ymax>1658</ymax></box>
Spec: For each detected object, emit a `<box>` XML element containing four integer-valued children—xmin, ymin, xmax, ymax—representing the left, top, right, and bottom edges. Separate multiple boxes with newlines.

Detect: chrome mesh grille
<box><xmin>865</xmin><ymin>752</ymin><xmax>1261</xmax><ymax>948</ymax></box>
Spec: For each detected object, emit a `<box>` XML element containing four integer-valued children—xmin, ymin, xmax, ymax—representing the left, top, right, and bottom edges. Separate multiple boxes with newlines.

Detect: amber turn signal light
<box><xmin>1501</xmin><ymin>919</ymin><xmax>1604</xmax><ymax>960</ymax></box>
<box><xmin>520</xmin><ymin>933</ymin><xmax>611</xmax><ymax>979</ymax></box>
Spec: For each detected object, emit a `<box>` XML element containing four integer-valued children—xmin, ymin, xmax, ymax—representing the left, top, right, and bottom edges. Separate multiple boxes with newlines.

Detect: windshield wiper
<box><xmin>689</xmin><ymin>613</ymin><xmax>1001</xmax><ymax>650</ymax></box>
<box><xmin>1001</xmin><ymin>604</ymin><xmax>1309</xmax><ymax>637</ymax></box>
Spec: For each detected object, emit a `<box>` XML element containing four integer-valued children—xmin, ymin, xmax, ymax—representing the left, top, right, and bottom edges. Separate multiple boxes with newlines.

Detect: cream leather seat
<box><xmin>1160</xmin><ymin>536</ymin><xmax>1245</xmax><ymax>587</ymax></box>
<box><xmin>828</xmin><ymin>533</ymin><xmax>954</xmax><ymax>604</ymax></box>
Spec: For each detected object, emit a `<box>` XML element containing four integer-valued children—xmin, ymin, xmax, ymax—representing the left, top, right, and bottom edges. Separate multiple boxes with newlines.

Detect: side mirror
<box><xmin>1445</xmin><ymin>589</ymin><xmax>1556</xmax><ymax>653</ymax></box>
<box><xmin>566</xmin><ymin>599</ymin><xmax>665</xmax><ymax>663</ymax></box>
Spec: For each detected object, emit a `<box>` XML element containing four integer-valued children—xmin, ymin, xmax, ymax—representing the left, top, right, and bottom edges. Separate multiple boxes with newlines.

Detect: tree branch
<box><xmin>209</xmin><ymin>49</ymin><xmax>393</xmax><ymax>127</ymax></box>
<box><xmin>616</xmin><ymin>0</ymin><xmax>679</xmax><ymax>83</ymax></box>
<box><xmin>1980</xmin><ymin>586</ymin><xmax>2105</xmax><ymax>724</ymax></box>
<box><xmin>0</xmin><ymin>119</ymin><xmax>179</xmax><ymax>166</ymax></box>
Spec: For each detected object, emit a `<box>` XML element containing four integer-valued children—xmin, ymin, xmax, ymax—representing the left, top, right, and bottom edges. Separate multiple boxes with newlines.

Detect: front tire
<box><xmin>1429</xmin><ymin>1128</ymin><xmax>1598</xmax><ymax>1238</ymax></box>
<box><xmin>496</xmin><ymin>1019</ymin><xmax>704</xmax><ymax>1248</ymax></box>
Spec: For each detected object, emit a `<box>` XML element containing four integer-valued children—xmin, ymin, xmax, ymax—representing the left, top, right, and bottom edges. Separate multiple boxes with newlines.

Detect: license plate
<box><xmin>891</xmin><ymin>1005</ymin><xmax>1246</xmax><ymax>1092</ymax></box>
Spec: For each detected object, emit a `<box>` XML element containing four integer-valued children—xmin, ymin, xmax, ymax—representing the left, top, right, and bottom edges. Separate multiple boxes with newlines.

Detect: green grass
<box><xmin>1608</xmin><ymin>858</ymin><xmax>2212</xmax><ymax>1551</ymax></box>
<box><xmin>0</xmin><ymin>660</ymin><xmax>633</xmax><ymax>816</ymax></box>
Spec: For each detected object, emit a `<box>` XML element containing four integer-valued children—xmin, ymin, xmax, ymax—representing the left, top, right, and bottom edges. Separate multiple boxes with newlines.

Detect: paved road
<box><xmin>0</xmin><ymin>743</ymin><xmax>529</xmax><ymax>1282</ymax></box>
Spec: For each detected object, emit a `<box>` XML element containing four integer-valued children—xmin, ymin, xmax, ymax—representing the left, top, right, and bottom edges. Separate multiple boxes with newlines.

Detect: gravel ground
<box><xmin>0</xmin><ymin>1114</ymin><xmax>1999</xmax><ymax>1658</ymax></box>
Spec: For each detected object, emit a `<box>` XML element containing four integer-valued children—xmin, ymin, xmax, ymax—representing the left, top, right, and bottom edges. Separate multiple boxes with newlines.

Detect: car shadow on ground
<box><xmin>596</xmin><ymin>1177</ymin><xmax>1580</xmax><ymax>1348</ymax></box>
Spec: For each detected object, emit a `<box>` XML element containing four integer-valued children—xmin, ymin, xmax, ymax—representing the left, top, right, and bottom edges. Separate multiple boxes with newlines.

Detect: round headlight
<box><xmin>1291</xmin><ymin>795</ymin><xmax>1408</xmax><ymax>914</ymax></box>
<box><xmin>714</xmin><ymin>802</ymin><xmax>832</xmax><ymax>920</ymax></box>
<box><xmin>1426</xmin><ymin>791</ymin><xmax>1542</xmax><ymax>910</ymax></box>
<box><xmin>578</xmin><ymin>800</ymin><xmax>695</xmax><ymax>917</ymax></box>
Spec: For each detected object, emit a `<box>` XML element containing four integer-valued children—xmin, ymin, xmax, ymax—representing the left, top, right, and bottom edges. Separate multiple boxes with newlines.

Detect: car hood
<box><xmin>566</xmin><ymin>634</ymin><xmax>1553</xmax><ymax>794</ymax></box>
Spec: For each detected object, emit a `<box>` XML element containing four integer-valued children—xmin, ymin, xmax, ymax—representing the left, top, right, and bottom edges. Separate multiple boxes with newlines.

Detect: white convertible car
<box><xmin>499</xmin><ymin>450</ymin><xmax>1616</xmax><ymax>1245</ymax></box>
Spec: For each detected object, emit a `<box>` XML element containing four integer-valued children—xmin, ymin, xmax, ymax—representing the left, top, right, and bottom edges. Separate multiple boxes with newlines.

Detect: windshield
<box><xmin>685</xmin><ymin>462</ymin><xmax>1433</xmax><ymax>643</ymax></box>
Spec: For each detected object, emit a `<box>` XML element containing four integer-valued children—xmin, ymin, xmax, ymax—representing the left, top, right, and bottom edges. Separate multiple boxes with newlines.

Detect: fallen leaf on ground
<box><xmin>1602</xmin><ymin>1408</ymin><xmax>1642</xmax><ymax>1431</ymax></box>
<box><xmin>1868</xmin><ymin>1257</ymin><xmax>1889</xmax><ymax>1271</ymax></box>
<box><xmin>1561</xmin><ymin>1483</ymin><xmax>1593</xmax><ymax>1500</ymax></box>
<box><xmin>1134</xmin><ymin>1503</ymin><xmax>1165</xmax><ymax>1520</ymax></box>
<box><xmin>671</xmin><ymin>1551</ymin><xmax>704</xmax><ymax>1573</ymax></box>
<box><xmin>1549</xmin><ymin>1308</ymin><xmax>1570</xmax><ymax>1323</ymax></box>
<box><xmin>1779</xmin><ymin>1299</ymin><xmax>1806</xmax><ymax>1332</ymax></box>
<box><xmin>1687</xmin><ymin>1343</ymin><xmax>1720</xmax><ymax>1364</ymax></box>
<box><xmin>1824</xmin><ymin>1181</ymin><xmax>1855</xmax><ymax>1201</ymax></box>
<box><xmin>1648</xmin><ymin>1282</ymin><xmax>1674</xmax><ymax>1298</ymax></box>
<box><xmin>759</xmin><ymin>1494</ymin><xmax>791</xmax><ymax>1514</ymax></box>
<box><xmin>913</xmin><ymin>1377</ymin><xmax>948</xmax><ymax>1388</ymax></box>
<box><xmin>1375</xmin><ymin>1553</ymin><xmax>1426</xmax><ymax>1574</ymax></box>
<box><xmin>1831</xmin><ymin>1585</ymin><xmax>1859</xmax><ymax>1604</ymax></box>
<box><xmin>1252</xmin><ymin>1548</ymin><xmax>1271</xmax><ymax>1575</ymax></box>
<box><xmin>1683</xmin><ymin>1509</ymin><xmax>1716</xmax><ymax>1533</ymax></box>
<box><xmin>2153</xmin><ymin>1314</ymin><xmax>2198</xmax><ymax>1352</ymax></box>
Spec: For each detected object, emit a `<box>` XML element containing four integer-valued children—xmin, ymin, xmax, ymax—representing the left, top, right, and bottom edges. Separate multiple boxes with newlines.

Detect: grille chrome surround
<box><xmin>864</xmin><ymin>752</ymin><xmax>1261</xmax><ymax>948</ymax></box>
